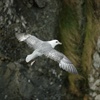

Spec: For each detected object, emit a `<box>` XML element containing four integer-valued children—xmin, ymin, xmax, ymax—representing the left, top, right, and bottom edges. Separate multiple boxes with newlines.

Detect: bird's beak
<box><xmin>59</xmin><ymin>42</ymin><xmax>62</xmax><ymax>45</ymax></box>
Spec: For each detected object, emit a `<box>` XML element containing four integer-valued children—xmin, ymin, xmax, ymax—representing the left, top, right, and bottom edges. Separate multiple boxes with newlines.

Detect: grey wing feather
<box><xmin>44</xmin><ymin>49</ymin><xmax>78</xmax><ymax>74</ymax></box>
<box><xmin>15</xmin><ymin>33</ymin><xmax>43</xmax><ymax>49</ymax></box>
<box><xmin>59</xmin><ymin>56</ymin><xmax>78</xmax><ymax>74</ymax></box>
<box><xmin>26</xmin><ymin>50</ymin><xmax>42</xmax><ymax>62</ymax></box>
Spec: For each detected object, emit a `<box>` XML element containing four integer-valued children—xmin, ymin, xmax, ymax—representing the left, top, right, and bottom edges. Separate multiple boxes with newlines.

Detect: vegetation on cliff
<box><xmin>59</xmin><ymin>0</ymin><xmax>100</xmax><ymax>99</ymax></box>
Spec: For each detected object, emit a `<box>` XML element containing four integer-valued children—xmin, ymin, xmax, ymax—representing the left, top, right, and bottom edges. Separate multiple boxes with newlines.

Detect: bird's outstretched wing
<box><xmin>25</xmin><ymin>50</ymin><xmax>42</xmax><ymax>63</ymax></box>
<box><xmin>15</xmin><ymin>33</ymin><xmax>43</xmax><ymax>49</ymax></box>
<box><xmin>44</xmin><ymin>49</ymin><xmax>78</xmax><ymax>74</ymax></box>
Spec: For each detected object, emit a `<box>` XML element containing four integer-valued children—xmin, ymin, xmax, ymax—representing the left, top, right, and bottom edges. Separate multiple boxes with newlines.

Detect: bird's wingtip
<box><xmin>15</xmin><ymin>33</ymin><xmax>30</xmax><ymax>42</ymax></box>
<box><xmin>59</xmin><ymin>58</ymin><xmax>78</xmax><ymax>74</ymax></box>
<box><xmin>73</xmin><ymin>69</ymin><xmax>78</xmax><ymax>74</ymax></box>
<box><xmin>69</xmin><ymin>64</ymin><xmax>78</xmax><ymax>74</ymax></box>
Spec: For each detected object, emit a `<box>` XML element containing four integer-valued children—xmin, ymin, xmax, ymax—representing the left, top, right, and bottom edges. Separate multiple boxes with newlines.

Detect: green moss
<box><xmin>59</xmin><ymin>0</ymin><xmax>100</xmax><ymax>98</ymax></box>
<box><xmin>59</xmin><ymin>2</ymin><xmax>82</xmax><ymax>96</ymax></box>
<box><xmin>60</xmin><ymin>6</ymin><xmax>78</xmax><ymax>29</ymax></box>
<box><xmin>81</xmin><ymin>0</ymin><xmax>99</xmax><ymax>74</ymax></box>
<box><xmin>59</xmin><ymin>3</ymin><xmax>81</xmax><ymax>67</ymax></box>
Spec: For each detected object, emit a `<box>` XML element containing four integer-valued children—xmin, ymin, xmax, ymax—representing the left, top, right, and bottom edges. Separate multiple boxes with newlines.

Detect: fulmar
<box><xmin>15</xmin><ymin>33</ymin><xmax>78</xmax><ymax>74</ymax></box>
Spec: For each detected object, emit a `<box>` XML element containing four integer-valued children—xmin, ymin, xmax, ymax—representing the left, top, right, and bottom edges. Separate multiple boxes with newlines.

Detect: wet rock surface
<box><xmin>0</xmin><ymin>0</ymin><xmax>68</xmax><ymax>100</ymax></box>
<box><xmin>89</xmin><ymin>37</ymin><xmax>100</xmax><ymax>100</ymax></box>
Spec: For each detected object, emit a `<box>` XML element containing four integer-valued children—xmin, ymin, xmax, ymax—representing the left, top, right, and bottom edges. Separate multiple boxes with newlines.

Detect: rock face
<box><xmin>89</xmin><ymin>37</ymin><xmax>100</xmax><ymax>100</ymax></box>
<box><xmin>1</xmin><ymin>0</ymin><xmax>100</xmax><ymax>100</ymax></box>
<box><xmin>0</xmin><ymin>0</ymin><xmax>66</xmax><ymax>100</ymax></box>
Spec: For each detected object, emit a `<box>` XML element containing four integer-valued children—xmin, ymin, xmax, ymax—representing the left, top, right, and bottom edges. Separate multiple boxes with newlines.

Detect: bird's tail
<box><xmin>15</xmin><ymin>33</ymin><xmax>30</xmax><ymax>42</ymax></box>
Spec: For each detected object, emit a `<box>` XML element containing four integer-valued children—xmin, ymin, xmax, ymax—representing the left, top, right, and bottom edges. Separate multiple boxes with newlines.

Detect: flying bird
<box><xmin>15</xmin><ymin>33</ymin><xmax>78</xmax><ymax>74</ymax></box>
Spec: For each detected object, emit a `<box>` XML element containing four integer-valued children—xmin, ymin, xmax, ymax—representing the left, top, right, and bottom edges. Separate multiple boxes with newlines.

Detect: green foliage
<box><xmin>81</xmin><ymin>0</ymin><xmax>99</xmax><ymax>73</ymax></box>
<box><xmin>59</xmin><ymin>3</ymin><xmax>81</xmax><ymax>67</ymax></box>
<box><xmin>59</xmin><ymin>0</ymin><xmax>100</xmax><ymax>98</ymax></box>
<box><xmin>59</xmin><ymin>2</ymin><xmax>82</xmax><ymax>96</ymax></box>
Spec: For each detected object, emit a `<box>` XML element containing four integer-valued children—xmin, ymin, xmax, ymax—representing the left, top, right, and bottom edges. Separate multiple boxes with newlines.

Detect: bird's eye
<box><xmin>56</xmin><ymin>41</ymin><xmax>58</xmax><ymax>43</ymax></box>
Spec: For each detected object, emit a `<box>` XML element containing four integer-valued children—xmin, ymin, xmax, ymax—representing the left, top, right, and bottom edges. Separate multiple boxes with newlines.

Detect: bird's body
<box><xmin>15</xmin><ymin>33</ymin><xmax>78</xmax><ymax>74</ymax></box>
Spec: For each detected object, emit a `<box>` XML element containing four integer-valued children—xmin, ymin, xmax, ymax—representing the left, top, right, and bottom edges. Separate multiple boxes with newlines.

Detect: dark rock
<box><xmin>0</xmin><ymin>60</ymin><xmax>2</xmax><ymax>65</ymax></box>
<box><xmin>0</xmin><ymin>0</ymin><xmax>65</xmax><ymax>100</ymax></box>
<box><xmin>0</xmin><ymin>1</ymin><xmax>3</xmax><ymax>7</ymax></box>
<box><xmin>0</xmin><ymin>1</ymin><xmax>3</xmax><ymax>11</ymax></box>
<box><xmin>34</xmin><ymin>0</ymin><xmax>47</xmax><ymax>8</ymax></box>
<box><xmin>7</xmin><ymin>62</ymin><xmax>16</xmax><ymax>70</ymax></box>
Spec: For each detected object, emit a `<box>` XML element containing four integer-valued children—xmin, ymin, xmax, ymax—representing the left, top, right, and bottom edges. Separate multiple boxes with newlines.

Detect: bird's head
<box><xmin>48</xmin><ymin>40</ymin><xmax>62</xmax><ymax>48</ymax></box>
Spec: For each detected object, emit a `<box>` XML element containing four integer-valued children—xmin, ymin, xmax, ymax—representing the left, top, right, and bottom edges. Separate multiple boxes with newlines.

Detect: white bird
<box><xmin>15</xmin><ymin>33</ymin><xmax>78</xmax><ymax>74</ymax></box>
